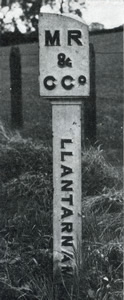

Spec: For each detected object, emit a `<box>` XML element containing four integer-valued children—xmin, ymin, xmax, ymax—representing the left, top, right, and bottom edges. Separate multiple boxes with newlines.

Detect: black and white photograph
<box><xmin>0</xmin><ymin>0</ymin><xmax>123</xmax><ymax>299</ymax></box>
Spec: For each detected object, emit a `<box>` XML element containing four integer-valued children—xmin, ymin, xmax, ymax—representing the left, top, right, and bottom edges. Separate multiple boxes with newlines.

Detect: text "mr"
<box><xmin>45</xmin><ymin>30</ymin><xmax>83</xmax><ymax>46</ymax></box>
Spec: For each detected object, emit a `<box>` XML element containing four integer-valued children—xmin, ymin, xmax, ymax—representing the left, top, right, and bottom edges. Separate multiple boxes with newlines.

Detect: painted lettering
<box><xmin>60</xmin><ymin>137</ymin><xmax>74</xmax><ymax>272</ymax></box>
<box><xmin>61</xmin><ymin>207</ymin><xmax>73</xmax><ymax>219</ymax></box>
<box><xmin>62</xmin><ymin>194</ymin><xmax>73</xmax><ymax>205</ymax></box>
<box><xmin>61</xmin><ymin>265</ymin><xmax>73</xmax><ymax>276</ymax></box>
<box><xmin>61</xmin><ymin>75</ymin><xmax>74</xmax><ymax>90</ymax></box>
<box><xmin>62</xmin><ymin>255</ymin><xmax>70</xmax><ymax>263</ymax></box>
<box><xmin>61</xmin><ymin>250</ymin><xmax>73</xmax><ymax>263</ymax></box>
<box><xmin>78</xmin><ymin>75</ymin><xmax>86</xmax><ymax>85</ymax></box>
<box><xmin>61</xmin><ymin>151</ymin><xmax>73</xmax><ymax>161</ymax></box>
<box><xmin>57</xmin><ymin>53</ymin><xmax>72</xmax><ymax>68</ymax></box>
<box><xmin>68</xmin><ymin>30</ymin><xmax>83</xmax><ymax>46</ymax></box>
<box><xmin>45</xmin><ymin>30</ymin><xmax>60</xmax><ymax>46</ymax></box>
<box><xmin>62</xmin><ymin>236</ymin><xmax>73</xmax><ymax>246</ymax></box>
<box><xmin>61</xmin><ymin>139</ymin><xmax>72</xmax><ymax>149</ymax></box>
<box><xmin>43</xmin><ymin>76</ymin><xmax>86</xmax><ymax>91</ymax></box>
<box><xmin>61</xmin><ymin>165</ymin><xmax>72</xmax><ymax>177</ymax></box>
<box><xmin>45</xmin><ymin>30</ymin><xmax>83</xmax><ymax>46</ymax></box>
<box><xmin>62</xmin><ymin>250</ymin><xmax>73</xmax><ymax>260</ymax></box>
<box><xmin>44</xmin><ymin>76</ymin><xmax>56</xmax><ymax>90</ymax></box>
<box><xmin>62</xmin><ymin>222</ymin><xmax>73</xmax><ymax>232</ymax></box>
<box><xmin>61</xmin><ymin>180</ymin><xmax>73</xmax><ymax>191</ymax></box>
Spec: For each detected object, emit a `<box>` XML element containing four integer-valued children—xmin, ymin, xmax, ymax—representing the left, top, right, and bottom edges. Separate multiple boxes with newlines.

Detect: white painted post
<box><xmin>52</xmin><ymin>101</ymin><xmax>82</xmax><ymax>277</ymax></box>
<box><xmin>39</xmin><ymin>13</ymin><xmax>89</xmax><ymax>279</ymax></box>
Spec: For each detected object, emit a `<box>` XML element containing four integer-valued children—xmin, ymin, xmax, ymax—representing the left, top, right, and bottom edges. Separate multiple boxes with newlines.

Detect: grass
<box><xmin>0</xmin><ymin>30</ymin><xmax>123</xmax><ymax>299</ymax></box>
<box><xmin>0</xmin><ymin>124</ymin><xmax>123</xmax><ymax>299</ymax></box>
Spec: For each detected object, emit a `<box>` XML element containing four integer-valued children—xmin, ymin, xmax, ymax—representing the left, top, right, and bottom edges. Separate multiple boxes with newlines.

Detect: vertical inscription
<box><xmin>52</xmin><ymin>104</ymin><xmax>82</xmax><ymax>283</ymax></box>
<box><xmin>60</xmin><ymin>138</ymin><xmax>74</xmax><ymax>276</ymax></box>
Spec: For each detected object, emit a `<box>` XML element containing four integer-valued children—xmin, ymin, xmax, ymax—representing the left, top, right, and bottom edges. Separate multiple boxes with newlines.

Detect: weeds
<box><xmin>82</xmin><ymin>146</ymin><xmax>122</xmax><ymax>196</ymax></box>
<box><xmin>0</xmin><ymin>124</ymin><xmax>123</xmax><ymax>299</ymax></box>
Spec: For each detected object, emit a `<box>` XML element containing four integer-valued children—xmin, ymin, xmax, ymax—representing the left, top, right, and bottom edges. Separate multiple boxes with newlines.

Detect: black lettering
<box><xmin>61</xmin><ymin>180</ymin><xmax>73</xmax><ymax>191</ymax></box>
<box><xmin>62</xmin><ymin>236</ymin><xmax>73</xmax><ymax>246</ymax></box>
<box><xmin>61</xmin><ymin>250</ymin><xmax>73</xmax><ymax>263</ymax></box>
<box><xmin>61</xmin><ymin>207</ymin><xmax>73</xmax><ymax>219</ymax></box>
<box><xmin>58</xmin><ymin>53</ymin><xmax>66</xmax><ymax>67</ymax></box>
<box><xmin>78</xmin><ymin>75</ymin><xmax>86</xmax><ymax>85</ymax></box>
<box><xmin>62</xmin><ymin>194</ymin><xmax>73</xmax><ymax>205</ymax></box>
<box><xmin>62</xmin><ymin>222</ymin><xmax>73</xmax><ymax>232</ymax></box>
<box><xmin>45</xmin><ymin>30</ymin><xmax>60</xmax><ymax>46</ymax></box>
<box><xmin>61</xmin><ymin>139</ymin><xmax>72</xmax><ymax>149</ymax></box>
<box><xmin>61</xmin><ymin>75</ymin><xmax>74</xmax><ymax>90</ymax></box>
<box><xmin>62</xmin><ymin>250</ymin><xmax>73</xmax><ymax>260</ymax></box>
<box><xmin>44</xmin><ymin>76</ymin><xmax>56</xmax><ymax>90</ymax></box>
<box><xmin>66</xmin><ymin>57</ymin><xmax>72</xmax><ymax>67</ymax></box>
<box><xmin>58</xmin><ymin>53</ymin><xmax>72</xmax><ymax>68</ymax></box>
<box><xmin>68</xmin><ymin>30</ymin><xmax>83</xmax><ymax>46</ymax></box>
<box><xmin>61</xmin><ymin>165</ymin><xmax>72</xmax><ymax>177</ymax></box>
<box><xmin>61</xmin><ymin>151</ymin><xmax>73</xmax><ymax>161</ymax></box>
<box><xmin>61</xmin><ymin>265</ymin><xmax>73</xmax><ymax>276</ymax></box>
<box><xmin>62</xmin><ymin>255</ymin><xmax>70</xmax><ymax>263</ymax></box>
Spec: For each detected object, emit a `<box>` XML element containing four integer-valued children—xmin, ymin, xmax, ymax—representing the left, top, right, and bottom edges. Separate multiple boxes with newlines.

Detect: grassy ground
<box><xmin>0</xmin><ymin>30</ymin><xmax>123</xmax><ymax>299</ymax></box>
<box><xmin>0</xmin><ymin>126</ymin><xmax>123</xmax><ymax>299</ymax></box>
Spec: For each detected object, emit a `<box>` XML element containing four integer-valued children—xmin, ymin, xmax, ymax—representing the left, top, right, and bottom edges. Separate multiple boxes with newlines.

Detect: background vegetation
<box><xmin>0</xmin><ymin>29</ymin><xmax>123</xmax><ymax>299</ymax></box>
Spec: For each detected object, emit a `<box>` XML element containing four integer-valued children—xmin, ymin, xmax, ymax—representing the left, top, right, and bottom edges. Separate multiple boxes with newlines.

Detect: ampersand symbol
<box><xmin>57</xmin><ymin>53</ymin><xmax>72</xmax><ymax>68</ymax></box>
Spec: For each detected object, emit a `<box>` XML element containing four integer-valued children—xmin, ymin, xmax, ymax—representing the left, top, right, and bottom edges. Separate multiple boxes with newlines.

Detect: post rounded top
<box><xmin>39</xmin><ymin>12</ymin><xmax>88</xmax><ymax>28</ymax></box>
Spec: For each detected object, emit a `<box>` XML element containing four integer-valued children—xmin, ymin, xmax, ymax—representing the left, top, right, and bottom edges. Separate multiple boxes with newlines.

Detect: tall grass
<box><xmin>0</xmin><ymin>123</ymin><xmax>123</xmax><ymax>299</ymax></box>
